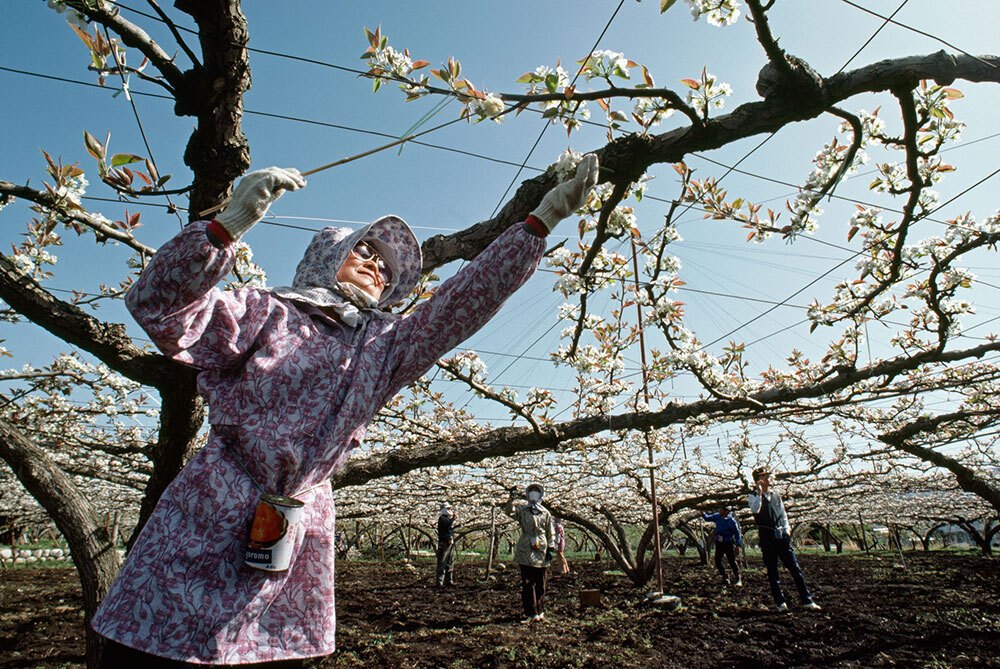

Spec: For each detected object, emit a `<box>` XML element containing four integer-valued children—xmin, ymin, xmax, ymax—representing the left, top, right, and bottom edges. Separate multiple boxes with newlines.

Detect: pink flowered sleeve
<box><xmin>125</xmin><ymin>221</ymin><xmax>271</xmax><ymax>370</ymax></box>
<box><xmin>382</xmin><ymin>224</ymin><xmax>545</xmax><ymax>395</ymax></box>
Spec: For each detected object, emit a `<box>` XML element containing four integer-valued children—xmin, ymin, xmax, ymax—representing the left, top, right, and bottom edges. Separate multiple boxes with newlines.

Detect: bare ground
<box><xmin>2</xmin><ymin>551</ymin><xmax>998</xmax><ymax>668</ymax></box>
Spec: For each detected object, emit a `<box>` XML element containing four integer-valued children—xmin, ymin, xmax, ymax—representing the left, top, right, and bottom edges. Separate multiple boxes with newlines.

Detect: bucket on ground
<box><xmin>579</xmin><ymin>588</ymin><xmax>601</xmax><ymax>608</ymax></box>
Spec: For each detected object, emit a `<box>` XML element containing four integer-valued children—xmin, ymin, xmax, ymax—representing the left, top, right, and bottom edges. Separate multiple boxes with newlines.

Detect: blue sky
<box><xmin>2</xmin><ymin>1</ymin><xmax>1000</xmax><ymax>455</ymax></box>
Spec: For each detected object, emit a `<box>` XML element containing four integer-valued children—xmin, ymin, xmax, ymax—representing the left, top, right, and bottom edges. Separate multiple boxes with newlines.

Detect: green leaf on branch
<box><xmin>545</xmin><ymin>73</ymin><xmax>560</xmax><ymax>94</ymax></box>
<box><xmin>661</xmin><ymin>0</ymin><xmax>679</xmax><ymax>12</ymax></box>
<box><xmin>110</xmin><ymin>154</ymin><xmax>143</xmax><ymax>167</ymax></box>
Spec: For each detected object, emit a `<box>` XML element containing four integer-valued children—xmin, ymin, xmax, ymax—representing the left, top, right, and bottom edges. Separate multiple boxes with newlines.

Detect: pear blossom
<box><xmin>682</xmin><ymin>0</ymin><xmax>741</xmax><ymax>26</ymax></box>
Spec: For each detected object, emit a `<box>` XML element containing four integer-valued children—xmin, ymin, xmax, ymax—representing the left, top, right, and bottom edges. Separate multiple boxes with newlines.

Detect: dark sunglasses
<box><xmin>351</xmin><ymin>241</ymin><xmax>393</xmax><ymax>285</ymax></box>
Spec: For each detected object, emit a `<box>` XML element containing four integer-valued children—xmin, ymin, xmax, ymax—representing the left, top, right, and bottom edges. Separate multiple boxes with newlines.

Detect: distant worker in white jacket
<box><xmin>748</xmin><ymin>467</ymin><xmax>821</xmax><ymax>612</ymax></box>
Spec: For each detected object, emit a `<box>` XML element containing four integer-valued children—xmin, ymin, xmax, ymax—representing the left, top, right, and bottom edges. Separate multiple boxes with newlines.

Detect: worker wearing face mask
<box><xmin>504</xmin><ymin>483</ymin><xmax>555</xmax><ymax>623</ymax></box>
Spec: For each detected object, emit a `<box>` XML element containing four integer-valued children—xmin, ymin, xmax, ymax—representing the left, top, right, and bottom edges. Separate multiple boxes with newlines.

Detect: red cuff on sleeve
<box><xmin>523</xmin><ymin>215</ymin><xmax>548</xmax><ymax>238</ymax></box>
<box><xmin>206</xmin><ymin>220</ymin><xmax>234</xmax><ymax>249</ymax></box>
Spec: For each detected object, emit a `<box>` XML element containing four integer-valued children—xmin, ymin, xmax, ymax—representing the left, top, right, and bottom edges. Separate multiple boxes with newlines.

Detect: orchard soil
<box><xmin>2</xmin><ymin>552</ymin><xmax>999</xmax><ymax>668</ymax></box>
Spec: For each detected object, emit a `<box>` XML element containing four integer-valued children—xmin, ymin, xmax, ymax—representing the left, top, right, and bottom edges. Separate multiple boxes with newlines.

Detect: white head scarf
<box><xmin>525</xmin><ymin>483</ymin><xmax>546</xmax><ymax>513</ymax></box>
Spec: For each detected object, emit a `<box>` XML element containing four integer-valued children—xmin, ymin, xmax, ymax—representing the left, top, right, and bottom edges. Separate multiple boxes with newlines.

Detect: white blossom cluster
<box><xmin>870</xmin><ymin>161</ymin><xmax>907</xmax><ymax>194</ymax></box>
<box><xmin>224</xmin><ymin>241</ymin><xmax>268</xmax><ymax>290</ymax></box>
<box><xmin>448</xmin><ymin>350</ymin><xmax>488</xmax><ymax>384</ymax></box>
<box><xmin>576</xmin><ymin>377</ymin><xmax>631</xmax><ymax>417</ymax></box>
<box><xmin>55</xmin><ymin>172</ymin><xmax>88</xmax><ymax>208</ymax></box>
<box><xmin>913</xmin><ymin>84</ymin><xmax>965</xmax><ymax>146</ymax></box>
<box><xmin>518</xmin><ymin>63</ymin><xmax>591</xmax><ymax>132</ymax></box>
<box><xmin>842</xmin><ymin>109</ymin><xmax>886</xmax><ymax>139</ymax></box>
<box><xmin>47</xmin><ymin>0</ymin><xmax>89</xmax><ymax>30</ymax></box>
<box><xmin>681</xmin><ymin>0</ymin><xmax>742</xmax><ymax>26</ymax></box>
<box><xmin>527</xmin><ymin>65</ymin><xmax>570</xmax><ymax>99</ymax></box>
<box><xmin>554</xmin><ymin>343</ymin><xmax>625</xmax><ymax>375</ymax></box>
<box><xmin>553</xmin><ymin>149</ymin><xmax>584</xmax><ymax>182</ymax></box>
<box><xmin>606</xmin><ymin>206</ymin><xmax>637</xmax><ymax>236</ymax></box>
<box><xmin>685</xmin><ymin>71</ymin><xmax>732</xmax><ymax>116</ymax></box>
<box><xmin>11</xmin><ymin>246</ymin><xmax>59</xmax><ymax>281</ymax></box>
<box><xmin>558</xmin><ymin>311</ymin><xmax>605</xmax><ymax>339</ymax></box>
<box><xmin>661</xmin><ymin>327</ymin><xmax>713</xmax><ymax>368</ymax></box>
<box><xmin>787</xmin><ymin>137</ymin><xmax>867</xmax><ymax>238</ymax></box>
<box><xmin>633</xmin><ymin>95</ymin><xmax>676</xmax><ymax>129</ymax></box>
<box><xmin>547</xmin><ymin>245</ymin><xmax>629</xmax><ymax>299</ymax></box>
<box><xmin>579</xmin><ymin>50</ymin><xmax>632</xmax><ymax>83</ymax></box>
<box><xmin>367</xmin><ymin>44</ymin><xmax>420</xmax><ymax>87</ymax></box>
<box><xmin>642</xmin><ymin>226</ymin><xmax>683</xmax><ymax>277</ymax></box>
<box><xmin>470</xmin><ymin>94</ymin><xmax>505</xmax><ymax>123</ymax></box>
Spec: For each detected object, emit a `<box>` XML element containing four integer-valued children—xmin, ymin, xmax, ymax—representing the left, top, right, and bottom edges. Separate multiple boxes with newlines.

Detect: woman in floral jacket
<box><xmin>93</xmin><ymin>156</ymin><xmax>598</xmax><ymax>666</ymax></box>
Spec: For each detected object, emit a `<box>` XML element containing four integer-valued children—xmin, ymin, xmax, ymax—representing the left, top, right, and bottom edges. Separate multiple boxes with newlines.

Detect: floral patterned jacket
<box><xmin>91</xmin><ymin>220</ymin><xmax>544</xmax><ymax>663</ymax></box>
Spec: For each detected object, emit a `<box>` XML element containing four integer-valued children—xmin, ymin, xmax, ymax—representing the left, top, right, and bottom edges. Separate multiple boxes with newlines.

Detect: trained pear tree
<box><xmin>2</xmin><ymin>1</ymin><xmax>1000</xmax><ymax>665</ymax></box>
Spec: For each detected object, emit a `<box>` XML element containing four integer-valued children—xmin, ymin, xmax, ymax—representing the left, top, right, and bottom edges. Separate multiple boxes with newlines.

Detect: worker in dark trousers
<box><xmin>749</xmin><ymin>468</ymin><xmax>821</xmax><ymax>612</ymax></box>
<box><xmin>436</xmin><ymin>502</ymin><xmax>456</xmax><ymax>587</ymax></box>
<box><xmin>702</xmin><ymin>506</ymin><xmax>742</xmax><ymax>586</ymax></box>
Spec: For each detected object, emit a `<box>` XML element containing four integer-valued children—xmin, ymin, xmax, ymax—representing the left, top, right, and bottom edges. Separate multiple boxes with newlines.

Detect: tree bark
<box><xmin>0</xmin><ymin>418</ymin><xmax>121</xmax><ymax>669</ymax></box>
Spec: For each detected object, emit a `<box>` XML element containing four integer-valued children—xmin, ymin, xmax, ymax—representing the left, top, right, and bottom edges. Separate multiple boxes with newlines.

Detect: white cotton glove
<box><xmin>530</xmin><ymin>153</ymin><xmax>599</xmax><ymax>232</ymax></box>
<box><xmin>215</xmin><ymin>167</ymin><xmax>307</xmax><ymax>239</ymax></box>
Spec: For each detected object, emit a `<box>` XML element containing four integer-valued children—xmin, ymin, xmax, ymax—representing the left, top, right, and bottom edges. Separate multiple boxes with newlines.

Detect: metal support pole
<box><xmin>631</xmin><ymin>238</ymin><xmax>664</xmax><ymax>597</ymax></box>
<box><xmin>486</xmin><ymin>505</ymin><xmax>496</xmax><ymax>578</ymax></box>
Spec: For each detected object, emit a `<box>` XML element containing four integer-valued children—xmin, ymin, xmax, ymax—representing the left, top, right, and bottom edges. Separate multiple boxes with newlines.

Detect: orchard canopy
<box><xmin>1</xmin><ymin>0</ymin><xmax>999</xmax><ymax>608</ymax></box>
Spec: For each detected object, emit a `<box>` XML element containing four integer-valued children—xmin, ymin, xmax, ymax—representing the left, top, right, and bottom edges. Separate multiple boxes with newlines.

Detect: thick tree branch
<box><xmin>420</xmin><ymin>52</ymin><xmax>1000</xmax><ymax>273</ymax></box>
<box><xmin>878</xmin><ymin>412</ymin><xmax>1000</xmax><ymax>512</ymax></box>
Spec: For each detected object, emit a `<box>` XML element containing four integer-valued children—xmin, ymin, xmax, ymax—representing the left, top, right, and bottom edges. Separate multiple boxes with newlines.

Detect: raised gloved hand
<box><xmin>530</xmin><ymin>153</ymin><xmax>599</xmax><ymax>232</ymax></box>
<box><xmin>215</xmin><ymin>167</ymin><xmax>306</xmax><ymax>239</ymax></box>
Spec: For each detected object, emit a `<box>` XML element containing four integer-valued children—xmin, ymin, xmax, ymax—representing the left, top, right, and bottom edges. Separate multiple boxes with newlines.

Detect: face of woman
<box><xmin>336</xmin><ymin>242</ymin><xmax>388</xmax><ymax>301</ymax></box>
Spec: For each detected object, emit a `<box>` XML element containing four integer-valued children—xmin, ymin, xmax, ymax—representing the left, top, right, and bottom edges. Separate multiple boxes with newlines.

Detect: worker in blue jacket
<box><xmin>702</xmin><ymin>506</ymin><xmax>743</xmax><ymax>586</ymax></box>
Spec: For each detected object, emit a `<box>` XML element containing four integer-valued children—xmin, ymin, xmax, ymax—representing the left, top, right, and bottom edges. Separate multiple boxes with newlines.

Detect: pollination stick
<box><xmin>197</xmin><ymin>134</ymin><xmax>418</xmax><ymax>218</ymax></box>
<box><xmin>198</xmin><ymin>114</ymin><xmax>465</xmax><ymax>219</ymax></box>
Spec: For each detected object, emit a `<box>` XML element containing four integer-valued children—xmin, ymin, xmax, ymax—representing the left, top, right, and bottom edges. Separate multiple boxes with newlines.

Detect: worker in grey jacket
<box><xmin>748</xmin><ymin>467</ymin><xmax>821</xmax><ymax>612</ymax></box>
<box><xmin>504</xmin><ymin>484</ymin><xmax>555</xmax><ymax>623</ymax></box>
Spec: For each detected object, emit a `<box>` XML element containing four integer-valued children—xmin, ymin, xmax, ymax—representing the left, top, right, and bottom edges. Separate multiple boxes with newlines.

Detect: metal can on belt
<box><xmin>244</xmin><ymin>493</ymin><xmax>305</xmax><ymax>572</ymax></box>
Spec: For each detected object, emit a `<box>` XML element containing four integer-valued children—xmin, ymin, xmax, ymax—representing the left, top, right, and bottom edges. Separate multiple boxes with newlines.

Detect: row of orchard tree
<box><xmin>5</xmin><ymin>426</ymin><xmax>997</xmax><ymax>580</ymax></box>
<box><xmin>2</xmin><ymin>1</ymin><xmax>1000</xmax><ymax>666</ymax></box>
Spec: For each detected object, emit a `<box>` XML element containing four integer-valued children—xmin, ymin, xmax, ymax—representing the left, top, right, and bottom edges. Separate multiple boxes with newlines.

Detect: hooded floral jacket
<box><xmin>91</xmin><ymin>220</ymin><xmax>544</xmax><ymax>663</ymax></box>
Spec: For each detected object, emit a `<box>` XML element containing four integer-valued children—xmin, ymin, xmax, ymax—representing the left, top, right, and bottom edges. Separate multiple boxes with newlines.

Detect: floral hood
<box><xmin>271</xmin><ymin>215</ymin><xmax>422</xmax><ymax>314</ymax></box>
